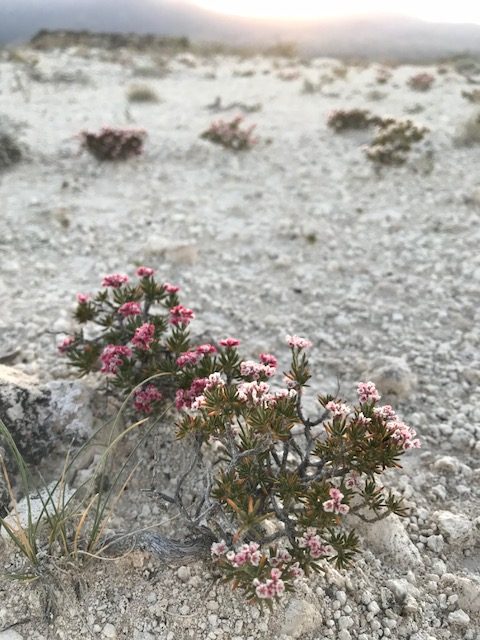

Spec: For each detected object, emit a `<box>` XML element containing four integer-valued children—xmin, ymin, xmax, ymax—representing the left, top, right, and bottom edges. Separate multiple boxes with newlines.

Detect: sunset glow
<box><xmin>191</xmin><ymin>0</ymin><xmax>480</xmax><ymax>24</ymax></box>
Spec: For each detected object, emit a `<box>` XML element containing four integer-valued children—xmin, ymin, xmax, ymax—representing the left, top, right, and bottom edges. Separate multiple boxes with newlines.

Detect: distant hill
<box><xmin>2</xmin><ymin>0</ymin><xmax>480</xmax><ymax>61</ymax></box>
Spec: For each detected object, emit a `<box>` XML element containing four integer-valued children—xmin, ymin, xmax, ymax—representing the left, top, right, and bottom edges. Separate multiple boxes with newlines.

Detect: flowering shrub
<box><xmin>0</xmin><ymin>118</ymin><xmax>23</xmax><ymax>171</ymax></box>
<box><xmin>200</xmin><ymin>116</ymin><xmax>258</xmax><ymax>151</ymax></box>
<box><xmin>327</xmin><ymin>109</ymin><xmax>375</xmax><ymax>132</ymax></box>
<box><xmin>80</xmin><ymin>126</ymin><xmax>147</xmax><ymax>161</ymax></box>
<box><xmin>59</xmin><ymin>269</ymin><xmax>419</xmax><ymax>605</ymax></box>
<box><xmin>365</xmin><ymin>118</ymin><xmax>428</xmax><ymax>165</ymax></box>
<box><xmin>375</xmin><ymin>68</ymin><xmax>392</xmax><ymax>84</ymax></box>
<box><xmin>407</xmin><ymin>73</ymin><xmax>434</xmax><ymax>92</ymax></box>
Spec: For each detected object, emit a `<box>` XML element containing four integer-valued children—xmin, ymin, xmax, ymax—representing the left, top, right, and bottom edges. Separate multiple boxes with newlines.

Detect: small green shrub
<box><xmin>201</xmin><ymin>116</ymin><xmax>258</xmax><ymax>151</ymax></box>
<box><xmin>327</xmin><ymin>109</ymin><xmax>375</xmax><ymax>132</ymax></box>
<box><xmin>365</xmin><ymin>118</ymin><xmax>428</xmax><ymax>165</ymax></box>
<box><xmin>80</xmin><ymin>127</ymin><xmax>147</xmax><ymax>161</ymax></box>
<box><xmin>127</xmin><ymin>84</ymin><xmax>159</xmax><ymax>103</ymax></box>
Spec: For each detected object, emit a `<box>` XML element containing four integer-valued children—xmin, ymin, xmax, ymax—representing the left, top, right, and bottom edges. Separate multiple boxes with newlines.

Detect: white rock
<box><xmin>1</xmin><ymin>482</ymin><xmax>75</xmax><ymax>540</ymax></box>
<box><xmin>176</xmin><ymin>565</ymin><xmax>190</xmax><ymax>583</ymax></box>
<box><xmin>102</xmin><ymin>623</ymin><xmax>117</xmax><ymax>638</ymax></box>
<box><xmin>456</xmin><ymin>576</ymin><xmax>480</xmax><ymax>613</ymax></box>
<box><xmin>434</xmin><ymin>511</ymin><xmax>475</xmax><ymax>547</ymax></box>
<box><xmin>432</xmin><ymin>456</ymin><xmax>459</xmax><ymax>474</ymax></box>
<box><xmin>363</xmin><ymin>356</ymin><xmax>416</xmax><ymax>398</ymax></box>
<box><xmin>448</xmin><ymin>609</ymin><xmax>470</xmax><ymax>627</ymax></box>
<box><xmin>350</xmin><ymin>513</ymin><xmax>423</xmax><ymax>569</ymax></box>
<box><xmin>281</xmin><ymin>599</ymin><xmax>321</xmax><ymax>638</ymax></box>
<box><xmin>386</xmin><ymin>578</ymin><xmax>409</xmax><ymax>603</ymax></box>
<box><xmin>0</xmin><ymin>365</ymin><xmax>94</xmax><ymax>463</ymax></box>
<box><xmin>0</xmin><ymin>631</ymin><xmax>25</xmax><ymax>640</ymax></box>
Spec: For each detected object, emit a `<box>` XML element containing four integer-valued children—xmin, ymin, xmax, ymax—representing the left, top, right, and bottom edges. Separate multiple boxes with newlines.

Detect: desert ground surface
<box><xmin>0</xmin><ymin>42</ymin><xmax>479</xmax><ymax>639</ymax></box>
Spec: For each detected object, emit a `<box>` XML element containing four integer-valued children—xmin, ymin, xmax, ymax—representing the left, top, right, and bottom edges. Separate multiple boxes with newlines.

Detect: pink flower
<box><xmin>322</xmin><ymin>487</ymin><xmax>349</xmax><ymax>515</ymax></box>
<box><xmin>211</xmin><ymin>540</ymin><xmax>228</xmax><ymax>557</ymax></box>
<box><xmin>176</xmin><ymin>351</ymin><xmax>200</xmax><ymax>367</ymax></box>
<box><xmin>226</xmin><ymin>542</ymin><xmax>262</xmax><ymax>568</ymax></box>
<box><xmin>134</xmin><ymin>385</ymin><xmax>163</xmax><ymax>414</ymax></box>
<box><xmin>387</xmin><ymin>420</ymin><xmax>421</xmax><ymax>450</ymax></box>
<box><xmin>102</xmin><ymin>273</ymin><xmax>129</xmax><ymax>288</ymax></box>
<box><xmin>236</xmin><ymin>381</ymin><xmax>270</xmax><ymax>405</ymax></box>
<box><xmin>345</xmin><ymin>471</ymin><xmax>361</xmax><ymax>489</ymax></box>
<box><xmin>290</xmin><ymin>562</ymin><xmax>305</xmax><ymax>580</ymax></box>
<box><xmin>240</xmin><ymin>360</ymin><xmax>276</xmax><ymax>380</ymax></box>
<box><xmin>373</xmin><ymin>405</ymin><xmax>397</xmax><ymax>421</ymax></box>
<box><xmin>259</xmin><ymin>353</ymin><xmax>278</xmax><ymax>367</ymax></box>
<box><xmin>100</xmin><ymin>344</ymin><xmax>132</xmax><ymax>374</ymax></box>
<box><xmin>136</xmin><ymin>266</ymin><xmax>155</xmax><ymax>278</ymax></box>
<box><xmin>204</xmin><ymin>372</ymin><xmax>225</xmax><ymax>389</ymax></box>
<box><xmin>118</xmin><ymin>301</ymin><xmax>142</xmax><ymax>317</ymax></box>
<box><xmin>175</xmin><ymin>377</ymin><xmax>209</xmax><ymax>410</ymax></box>
<box><xmin>131</xmin><ymin>323</ymin><xmax>155</xmax><ymax>350</ymax></box>
<box><xmin>76</xmin><ymin>293</ymin><xmax>89</xmax><ymax>304</ymax></box>
<box><xmin>326</xmin><ymin>401</ymin><xmax>351</xmax><ymax>417</ymax></box>
<box><xmin>357</xmin><ymin>381</ymin><xmax>381</xmax><ymax>403</ymax></box>
<box><xmin>163</xmin><ymin>282</ymin><xmax>180</xmax><ymax>294</ymax></box>
<box><xmin>169</xmin><ymin>305</ymin><xmax>194</xmax><ymax>326</ymax></box>
<box><xmin>196</xmin><ymin>344</ymin><xmax>217</xmax><ymax>355</ymax></box>
<box><xmin>266</xmin><ymin>388</ymin><xmax>297</xmax><ymax>407</ymax></box>
<box><xmin>191</xmin><ymin>395</ymin><xmax>207</xmax><ymax>410</ymax></box>
<box><xmin>298</xmin><ymin>528</ymin><xmax>334</xmax><ymax>559</ymax></box>
<box><xmin>286</xmin><ymin>335</ymin><xmax>312</xmax><ymax>350</ymax></box>
<box><xmin>219</xmin><ymin>337</ymin><xmax>240</xmax><ymax>347</ymax></box>
<box><xmin>58</xmin><ymin>336</ymin><xmax>75</xmax><ymax>353</ymax></box>
<box><xmin>270</xmin><ymin>549</ymin><xmax>292</xmax><ymax>566</ymax></box>
<box><xmin>253</xmin><ymin>569</ymin><xmax>285</xmax><ymax>599</ymax></box>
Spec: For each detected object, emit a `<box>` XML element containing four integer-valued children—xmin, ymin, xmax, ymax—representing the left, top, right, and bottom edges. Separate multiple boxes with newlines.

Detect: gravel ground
<box><xmin>0</xmin><ymin>46</ymin><xmax>479</xmax><ymax>640</ymax></box>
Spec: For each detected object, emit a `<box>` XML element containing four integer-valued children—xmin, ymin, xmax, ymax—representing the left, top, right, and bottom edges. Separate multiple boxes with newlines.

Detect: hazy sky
<box><xmin>191</xmin><ymin>0</ymin><xmax>480</xmax><ymax>23</ymax></box>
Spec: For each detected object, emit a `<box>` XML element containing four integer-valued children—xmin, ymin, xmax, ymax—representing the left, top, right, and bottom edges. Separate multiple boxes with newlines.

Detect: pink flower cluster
<box><xmin>76</xmin><ymin>293</ymin><xmax>89</xmax><ymax>304</ymax></box>
<box><xmin>100</xmin><ymin>344</ymin><xmax>132</xmax><ymax>374</ymax></box>
<box><xmin>169</xmin><ymin>305</ymin><xmax>194</xmax><ymax>327</ymax></box>
<box><xmin>211</xmin><ymin>541</ymin><xmax>304</xmax><ymax>600</ymax></box>
<box><xmin>163</xmin><ymin>282</ymin><xmax>180</xmax><ymax>294</ymax></box>
<box><xmin>190</xmin><ymin>373</ymin><xmax>225</xmax><ymax>410</ymax></box>
<box><xmin>134</xmin><ymin>384</ymin><xmax>163</xmax><ymax>414</ymax></box>
<box><xmin>226</xmin><ymin>541</ymin><xmax>262</xmax><ymax>567</ymax></box>
<box><xmin>102</xmin><ymin>273</ymin><xmax>129</xmax><ymax>288</ymax></box>
<box><xmin>201</xmin><ymin>116</ymin><xmax>258</xmax><ymax>151</ymax></box>
<box><xmin>236</xmin><ymin>381</ymin><xmax>297</xmax><ymax>408</ymax></box>
<box><xmin>58</xmin><ymin>336</ymin><xmax>75</xmax><ymax>353</ymax></box>
<box><xmin>131</xmin><ymin>323</ymin><xmax>155</xmax><ymax>350</ymax></box>
<box><xmin>323</xmin><ymin>487</ymin><xmax>349</xmax><ymax>515</ymax></box>
<box><xmin>326</xmin><ymin>401</ymin><xmax>351</xmax><ymax>417</ymax></box>
<box><xmin>259</xmin><ymin>353</ymin><xmax>277</xmax><ymax>367</ymax></box>
<box><xmin>287</xmin><ymin>335</ymin><xmax>312</xmax><ymax>350</ymax></box>
<box><xmin>118</xmin><ymin>301</ymin><xmax>142</xmax><ymax>317</ymax></box>
<box><xmin>236</xmin><ymin>381</ymin><xmax>271</xmax><ymax>406</ymax></box>
<box><xmin>357</xmin><ymin>381</ymin><xmax>381</xmax><ymax>403</ymax></box>
<box><xmin>298</xmin><ymin>528</ymin><xmax>334</xmax><ymax>559</ymax></box>
<box><xmin>81</xmin><ymin>127</ymin><xmax>147</xmax><ymax>161</ymax></box>
<box><xmin>240</xmin><ymin>360</ymin><xmax>276</xmax><ymax>379</ymax></box>
<box><xmin>176</xmin><ymin>344</ymin><xmax>217</xmax><ymax>368</ymax></box>
<box><xmin>408</xmin><ymin>72</ymin><xmax>434</xmax><ymax>91</ymax></box>
<box><xmin>175</xmin><ymin>373</ymin><xmax>224</xmax><ymax>410</ymax></box>
<box><xmin>387</xmin><ymin>420</ymin><xmax>420</xmax><ymax>450</ymax></box>
<box><xmin>253</xmin><ymin>569</ymin><xmax>285</xmax><ymax>599</ymax></box>
<box><xmin>219</xmin><ymin>337</ymin><xmax>240</xmax><ymax>348</ymax></box>
<box><xmin>373</xmin><ymin>404</ymin><xmax>397</xmax><ymax>420</ymax></box>
<box><xmin>136</xmin><ymin>266</ymin><xmax>155</xmax><ymax>278</ymax></box>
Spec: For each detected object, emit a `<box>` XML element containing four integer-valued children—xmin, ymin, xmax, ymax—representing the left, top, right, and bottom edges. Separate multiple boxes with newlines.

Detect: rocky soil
<box><xmin>0</xmin><ymin>45</ymin><xmax>479</xmax><ymax>639</ymax></box>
